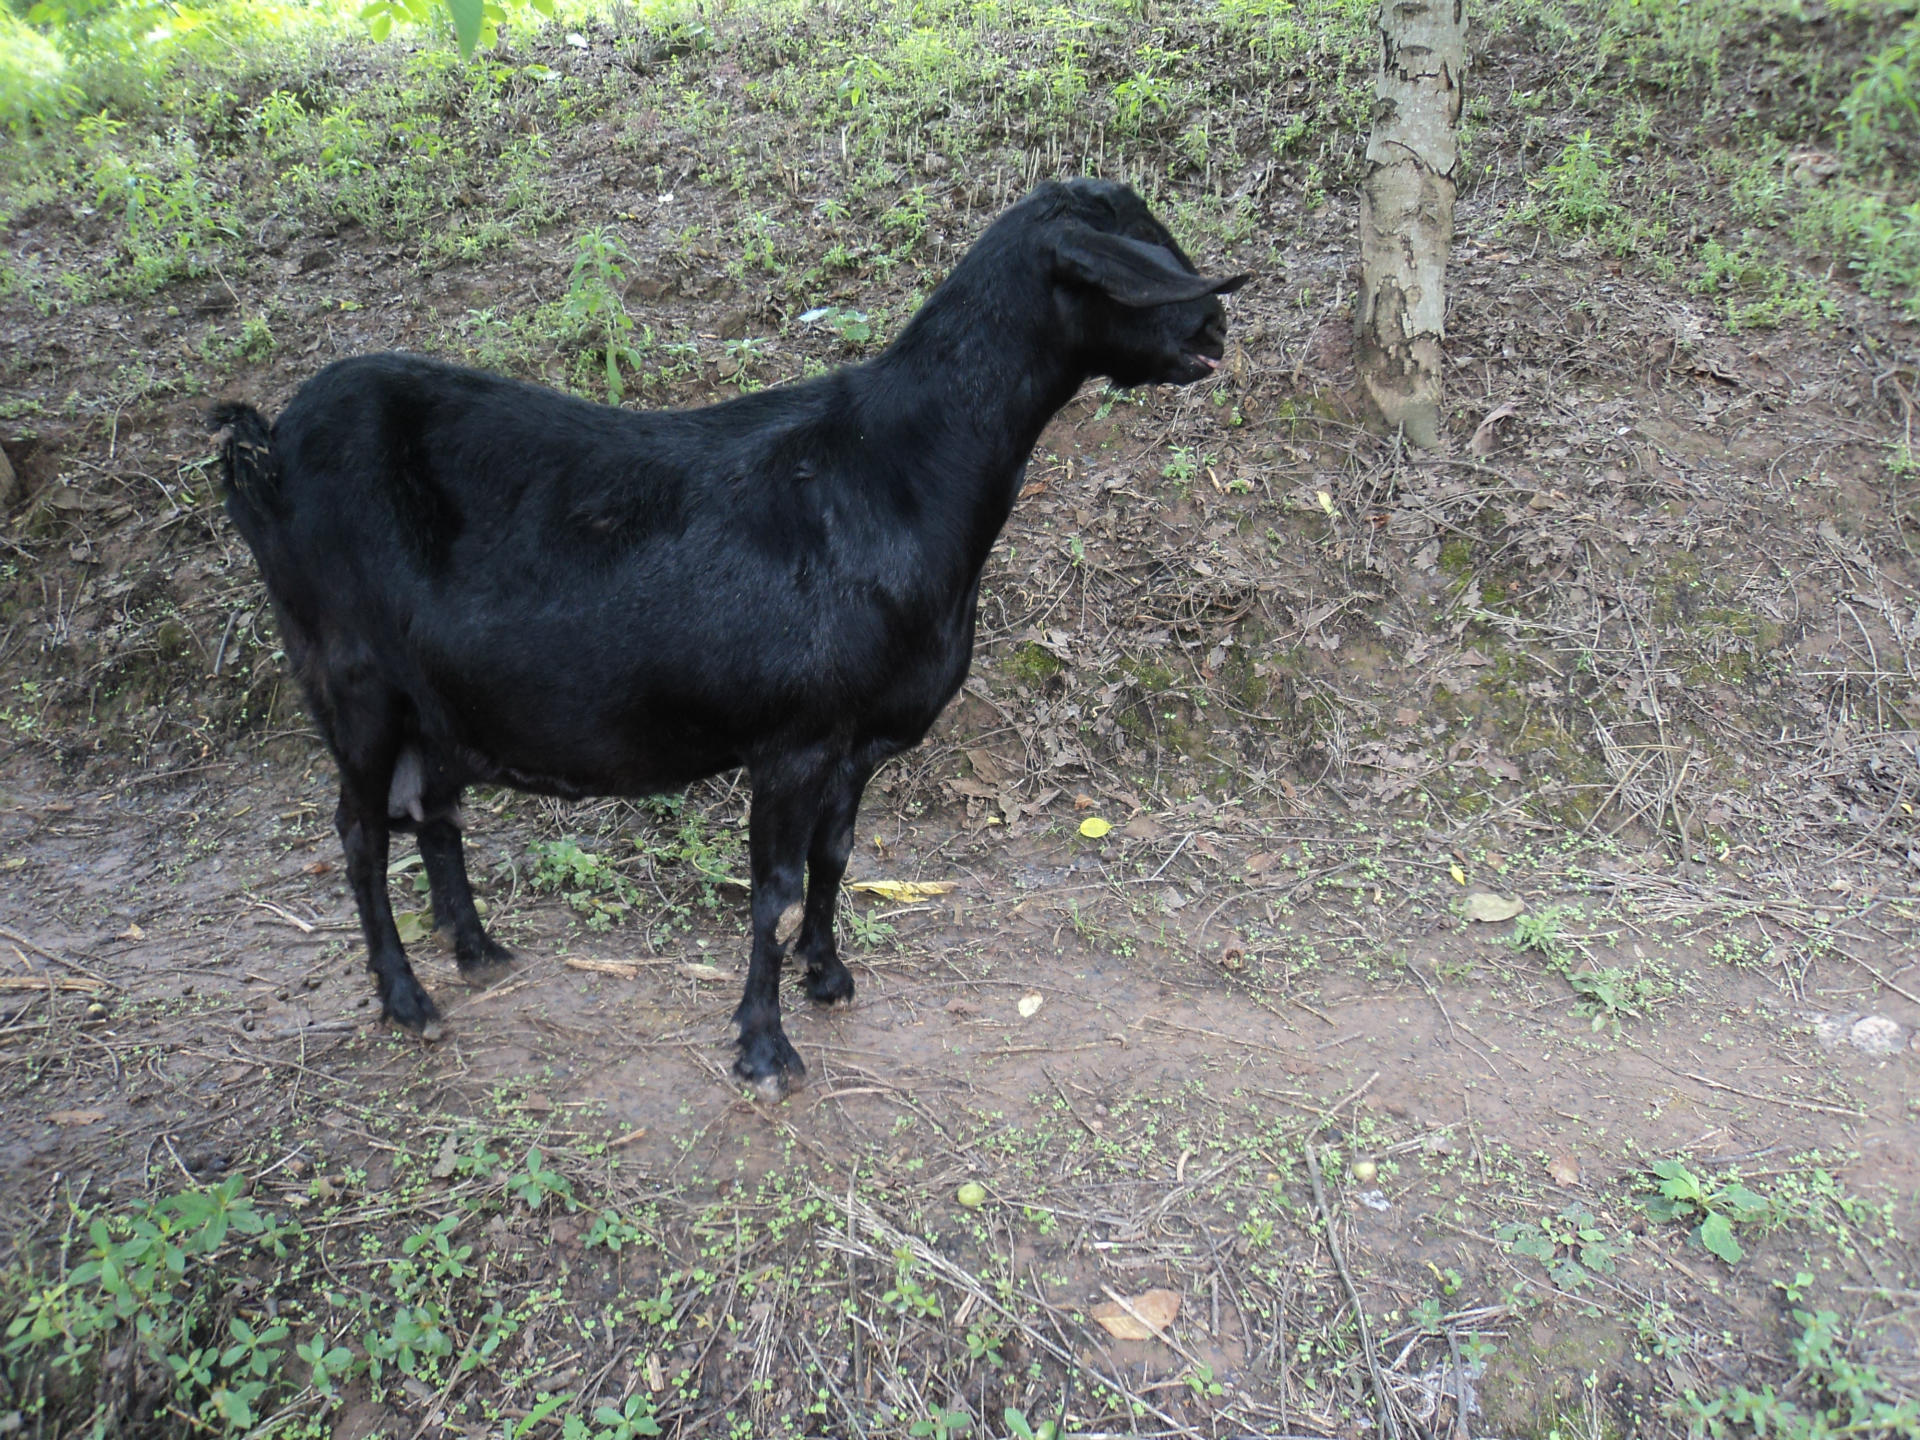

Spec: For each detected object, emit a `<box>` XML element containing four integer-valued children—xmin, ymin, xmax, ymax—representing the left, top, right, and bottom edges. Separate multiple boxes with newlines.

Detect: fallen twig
<box><xmin>1304</xmin><ymin>1143</ymin><xmax>1402</xmax><ymax>1440</ymax></box>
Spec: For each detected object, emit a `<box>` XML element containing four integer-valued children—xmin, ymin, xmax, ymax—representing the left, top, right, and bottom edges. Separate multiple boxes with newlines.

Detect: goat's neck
<box><xmin>874</xmin><ymin>293</ymin><xmax>1084</xmax><ymax>580</ymax></box>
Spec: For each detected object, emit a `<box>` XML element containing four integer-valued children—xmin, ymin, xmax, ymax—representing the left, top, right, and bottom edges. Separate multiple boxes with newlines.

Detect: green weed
<box><xmin>1495</xmin><ymin>1204</ymin><xmax>1628</xmax><ymax>1290</ymax></box>
<box><xmin>527</xmin><ymin>836</ymin><xmax>640</xmax><ymax>929</ymax></box>
<box><xmin>1678</xmin><ymin>1307</ymin><xmax>1920</xmax><ymax>1440</ymax></box>
<box><xmin>1643</xmin><ymin>1158</ymin><xmax>1773</xmax><ymax>1265</ymax></box>
<box><xmin>564</xmin><ymin>227</ymin><xmax>652</xmax><ymax>403</ymax></box>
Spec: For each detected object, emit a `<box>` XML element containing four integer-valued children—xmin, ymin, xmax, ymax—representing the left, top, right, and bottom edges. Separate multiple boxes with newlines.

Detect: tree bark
<box><xmin>1356</xmin><ymin>0</ymin><xmax>1467</xmax><ymax>451</ymax></box>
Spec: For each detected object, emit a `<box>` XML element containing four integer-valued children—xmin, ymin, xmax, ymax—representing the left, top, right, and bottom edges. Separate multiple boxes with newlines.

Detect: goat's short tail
<box><xmin>209</xmin><ymin>401</ymin><xmax>280</xmax><ymax>541</ymax></box>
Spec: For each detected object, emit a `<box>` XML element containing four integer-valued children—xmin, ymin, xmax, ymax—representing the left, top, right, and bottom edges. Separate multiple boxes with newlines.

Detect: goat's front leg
<box><xmin>795</xmin><ymin>756</ymin><xmax>875</xmax><ymax>1007</ymax></box>
<box><xmin>734</xmin><ymin>756</ymin><xmax>828</xmax><ymax>1097</ymax></box>
<box><xmin>338</xmin><ymin>787</ymin><xmax>441</xmax><ymax>1035</ymax></box>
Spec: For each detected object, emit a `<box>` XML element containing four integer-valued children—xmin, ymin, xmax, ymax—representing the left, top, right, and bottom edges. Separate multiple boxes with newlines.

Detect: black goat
<box><xmin>213</xmin><ymin>178</ymin><xmax>1245</xmax><ymax>1095</ymax></box>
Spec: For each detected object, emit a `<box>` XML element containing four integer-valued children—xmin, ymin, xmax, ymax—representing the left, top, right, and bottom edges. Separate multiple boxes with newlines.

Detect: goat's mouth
<box><xmin>1178</xmin><ymin>344</ymin><xmax>1225</xmax><ymax>379</ymax></box>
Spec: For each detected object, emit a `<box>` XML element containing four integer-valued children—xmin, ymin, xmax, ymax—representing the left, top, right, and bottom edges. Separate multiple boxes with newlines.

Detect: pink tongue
<box><xmin>1196</xmin><ymin>354</ymin><xmax>1220</xmax><ymax>370</ymax></box>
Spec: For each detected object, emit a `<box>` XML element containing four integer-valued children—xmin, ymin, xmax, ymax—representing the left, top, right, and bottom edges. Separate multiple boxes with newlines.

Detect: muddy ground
<box><xmin>2</xmin><ymin>2</ymin><xmax>1918</xmax><ymax>1437</ymax></box>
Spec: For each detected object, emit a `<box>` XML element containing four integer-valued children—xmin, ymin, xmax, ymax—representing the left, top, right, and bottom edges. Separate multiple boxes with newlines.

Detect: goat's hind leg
<box><xmin>337</xmin><ymin>780</ymin><xmax>442</xmax><ymax>1035</ymax></box>
<box><xmin>388</xmin><ymin>746</ymin><xmax>511</xmax><ymax>981</ymax></box>
<box><xmin>415</xmin><ymin>800</ymin><xmax>514</xmax><ymax>981</ymax></box>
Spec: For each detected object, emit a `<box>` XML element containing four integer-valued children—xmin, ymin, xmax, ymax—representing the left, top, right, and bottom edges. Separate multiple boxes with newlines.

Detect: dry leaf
<box><xmin>47</xmin><ymin>1110</ymin><xmax>105</xmax><ymax>1127</ymax></box>
<box><xmin>1469</xmin><ymin>400</ymin><xmax>1520</xmax><ymax>456</ymax></box>
<box><xmin>1245</xmin><ymin>851</ymin><xmax>1279</xmax><ymax>876</ymax></box>
<box><xmin>119</xmin><ymin>922</ymin><xmax>144</xmax><ymax>941</ymax></box>
<box><xmin>1078</xmin><ymin>816</ymin><xmax>1113</xmax><ymax>839</ymax></box>
<box><xmin>1091</xmin><ymin>1287</ymin><xmax>1181</xmax><ymax>1340</ymax></box>
<box><xmin>1547</xmin><ymin>1152</ymin><xmax>1583</xmax><ymax>1187</ymax></box>
<box><xmin>847</xmin><ymin>879</ymin><xmax>957</xmax><ymax>903</ymax></box>
<box><xmin>1120</xmin><ymin>814</ymin><xmax>1164</xmax><ymax>840</ymax></box>
<box><xmin>1016</xmin><ymin>993</ymin><xmax>1044</xmax><ymax>1018</ymax></box>
<box><xmin>1465</xmin><ymin>892</ymin><xmax>1526</xmax><ymax>923</ymax></box>
<box><xmin>679</xmin><ymin>963</ymin><xmax>727</xmax><ymax>982</ymax></box>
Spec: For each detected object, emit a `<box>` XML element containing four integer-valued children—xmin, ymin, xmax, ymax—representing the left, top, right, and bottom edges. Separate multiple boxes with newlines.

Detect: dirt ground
<box><xmin>3</xmin><ymin>2</ymin><xmax>1919</xmax><ymax>1437</ymax></box>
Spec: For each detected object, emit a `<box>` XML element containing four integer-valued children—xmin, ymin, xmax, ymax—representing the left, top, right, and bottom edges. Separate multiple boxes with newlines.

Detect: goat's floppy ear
<box><xmin>1053</xmin><ymin>223</ymin><xmax>1248</xmax><ymax>307</ymax></box>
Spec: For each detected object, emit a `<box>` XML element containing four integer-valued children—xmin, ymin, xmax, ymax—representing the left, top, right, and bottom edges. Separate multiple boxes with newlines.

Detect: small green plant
<box><xmin>1840</xmin><ymin>16</ymin><xmax>1920</xmax><ymax>154</ymax></box>
<box><xmin>528</xmin><ymin>837</ymin><xmax>639</xmax><ymax>929</ymax></box>
<box><xmin>1495</xmin><ymin>1205</ymin><xmax>1627</xmax><ymax>1289</ymax></box>
<box><xmin>1161</xmin><ymin>445</ymin><xmax>1201</xmax><ymax>489</ymax></box>
<box><xmin>505</xmin><ymin>1146</ymin><xmax>575</xmax><ymax>1212</ymax></box>
<box><xmin>631</xmin><ymin>806</ymin><xmax>742</xmax><ymax>913</ymax></box>
<box><xmin>879</xmin><ymin>1249</ymin><xmax>942</xmax><ymax>1321</ymax></box>
<box><xmin>1002</xmin><ymin>1407</ymin><xmax>1060</xmax><ymax>1440</ymax></box>
<box><xmin>1509</xmin><ymin>903</ymin><xmax>1578</xmax><ymax>965</ymax></box>
<box><xmin>400</xmin><ymin>1213</ymin><xmax>474</xmax><ymax>1286</ymax></box>
<box><xmin>1644</xmin><ymin>1159</ymin><xmax>1772</xmax><ymax>1265</ymax></box>
<box><xmin>1690</xmin><ymin>239</ymin><xmax>1832</xmax><ymax>331</ymax></box>
<box><xmin>1508</xmin><ymin>906</ymin><xmax>1654</xmax><ymax>1030</ymax></box>
<box><xmin>1560</xmin><ymin>963</ymin><xmax>1656</xmax><ymax>1032</ymax></box>
<box><xmin>584</xmin><ymin>1209</ymin><xmax>646</xmax><ymax>1252</ymax></box>
<box><xmin>1533</xmin><ymin>130</ymin><xmax>1619</xmax><ymax>233</ymax></box>
<box><xmin>3</xmin><ymin>1175</ymin><xmax>294</xmax><ymax>1432</ymax></box>
<box><xmin>845</xmin><ymin>906</ymin><xmax>896</xmax><ymax>949</ymax></box>
<box><xmin>0</xmin><ymin>679</ymin><xmax>43</xmax><ymax>735</ymax></box>
<box><xmin>798</xmin><ymin>304</ymin><xmax>874</xmax><ymax>347</ymax></box>
<box><xmin>565</xmin><ymin>1393</ymin><xmax>665</xmax><ymax>1439</ymax></box>
<box><xmin>908</xmin><ymin>1407</ymin><xmax>973</xmax><ymax>1440</ymax></box>
<box><xmin>1184</xmin><ymin>1361</ymin><xmax>1227</xmax><ymax>1398</ymax></box>
<box><xmin>564</xmin><ymin>228</ymin><xmax>652</xmax><ymax>404</ymax></box>
<box><xmin>1678</xmin><ymin>1308</ymin><xmax>1920</xmax><ymax>1440</ymax></box>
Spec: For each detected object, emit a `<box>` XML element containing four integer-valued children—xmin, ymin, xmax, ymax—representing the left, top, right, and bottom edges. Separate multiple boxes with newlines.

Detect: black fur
<box><xmin>212</xmin><ymin>178</ymin><xmax>1246</xmax><ymax>1093</ymax></box>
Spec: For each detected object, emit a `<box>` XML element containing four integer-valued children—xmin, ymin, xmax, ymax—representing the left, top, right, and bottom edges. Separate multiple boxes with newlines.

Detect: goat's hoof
<box><xmin>454</xmin><ymin>938</ymin><xmax>517</xmax><ymax>985</ymax></box>
<box><xmin>382</xmin><ymin>986</ymin><xmax>444</xmax><ymax>1039</ymax></box>
<box><xmin>734</xmin><ymin>1032</ymin><xmax>805</xmax><ymax>1099</ymax></box>
<box><xmin>805</xmin><ymin>964</ymin><xmax>855</xmax><ymax>1007</ymax></box>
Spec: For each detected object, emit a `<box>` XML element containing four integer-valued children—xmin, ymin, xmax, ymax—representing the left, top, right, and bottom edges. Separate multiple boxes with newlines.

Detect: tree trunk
<box><xmin>1356</xmin><ymin>0</ymin><xmax>1467</xmax><ymax>451</ymax></box>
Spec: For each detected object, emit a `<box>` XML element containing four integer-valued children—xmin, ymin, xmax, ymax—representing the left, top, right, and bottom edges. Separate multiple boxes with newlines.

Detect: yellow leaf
<box><xmin>395</xmin><ymin>909</ymin><xmax>432</xmax><ymax>944</ymax></box>
<box><xmin>846</xmin><ymin>879</ymin><xmax>958</xmax><ymax>903</ymax></box>
<box><xmin>1091</xmin><ymin>1288</ymin><xmax>1181</xmax><ymax>1340</ymax></box>
<box><xmin>1449</xmin><ymin>863</ymin><xmax>1466</xmax><ymax>886</ymax></box>
<box><xmin>1315</xmin><ymin>490</ymin><xmax>1335</xmax><ymax>515</ymax></box>
<box><xmin>1017</xmin><ymin>993</ymin><xmax>1044</xmax><ymax>1018</ymax></box>
<box><xmin>1078</xmin><ymin>816</ymin><xmax>1113</xmax><ymax>839</ymax></box>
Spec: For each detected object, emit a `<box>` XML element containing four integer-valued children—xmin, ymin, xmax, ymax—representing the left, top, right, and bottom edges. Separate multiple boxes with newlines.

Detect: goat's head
<box><xmin>1038</xmin><ymin>178</ymin><xmax>1249</xmax><ymax>387</ymax></box>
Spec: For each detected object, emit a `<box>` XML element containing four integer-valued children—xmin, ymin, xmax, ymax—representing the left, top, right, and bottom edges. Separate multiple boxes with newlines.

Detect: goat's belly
<box><xmin>442</xmin><ymin>729</ymin><xmax>744</xmax><ymax>802</ymax></box>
